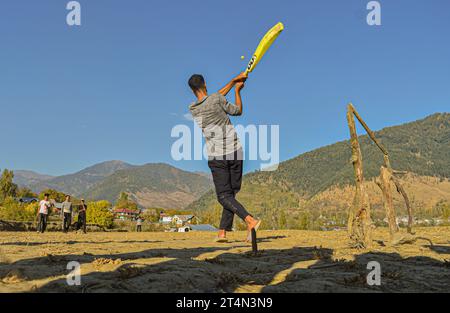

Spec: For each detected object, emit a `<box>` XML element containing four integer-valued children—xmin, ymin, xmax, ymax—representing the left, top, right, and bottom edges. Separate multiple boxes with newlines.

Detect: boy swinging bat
<box><xmin>187</xmin><ymin>23</ymin><xmax>284</xmax><ymax>242</ymax></box>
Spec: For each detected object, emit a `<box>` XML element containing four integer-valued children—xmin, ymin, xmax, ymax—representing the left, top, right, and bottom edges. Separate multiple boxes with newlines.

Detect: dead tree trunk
<box><xmin>376</xmin><ymin>166</ymin><xmax>399</xmax><ymax>237</ymax></box>
<box><xmin>347</xmin><ymin>104</ymin><xmax>372</xmax><ymax>248</ymax></box>
<box><xmin>346</xmin><ymin>103</ymin><xmax>415</xmax><ymax>246</ymax></box>
<box><xmin>392</xmin><ymin>176</ymin><xmax>414</xmax><ymax>234</ymax></box>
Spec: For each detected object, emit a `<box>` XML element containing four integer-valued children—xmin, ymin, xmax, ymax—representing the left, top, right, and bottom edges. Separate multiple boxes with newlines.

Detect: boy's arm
<box><xmin>218</xmin><ymin>72</ymin><xmax>248</xmax><ymax>96</ymax></box>
<box><xmin>234</xmin><ymin>82</ymin><xmax>245</xmax><ymax>116</ymax></box>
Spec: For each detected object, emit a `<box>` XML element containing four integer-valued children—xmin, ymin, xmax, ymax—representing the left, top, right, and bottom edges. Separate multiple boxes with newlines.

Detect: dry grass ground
<box><xmin>0</xmin><ymin>227</ymin><xmax>449</xmax><ymax>293</ymax></box>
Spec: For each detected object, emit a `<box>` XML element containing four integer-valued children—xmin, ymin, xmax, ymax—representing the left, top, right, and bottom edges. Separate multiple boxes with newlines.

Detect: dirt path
<box><xmin>0</xmin><ymin>227</ymin><xmax>449</xmax><ymax>292</ymax></box>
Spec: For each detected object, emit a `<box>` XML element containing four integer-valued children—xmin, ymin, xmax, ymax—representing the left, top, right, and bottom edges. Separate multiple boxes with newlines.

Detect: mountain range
<box><xmin>85</xmin><ymin>163</ymin><xmax>212</xmax><ymax>209</ymax></box>
<box><xmin>13</xmin><ymin>113</ymin><xmax>450</xmax><ymax>221</ymax></box>
<box><xmin>188</xmin><ymin>113</ymin><xmax>450</xmax><ymax>228</ymax></box>
<box><xmin>13</xmin><ymin>170</ymin><xmax>54</xmax><ymax>188</ymax></box>
<box><xmin>14</xmin><ymin>161</ymin><xmax>212</xmax><ymax>209</ymax></box>
<box><xmin>25</xmin><ymin>160</ymin><xmax>134</xmax><ymax>196</ymax></box>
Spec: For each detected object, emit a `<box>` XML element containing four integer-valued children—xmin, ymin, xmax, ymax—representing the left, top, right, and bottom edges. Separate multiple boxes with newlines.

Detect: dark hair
<box><xmin>44</xmin><ymin>193</ymin><xmax>50</xmax><ymax>197</ymax></box>
<box><xmin>188</xmin><ymin>74</ymin><xmax>205</xmax><ymax>92</ymax></box>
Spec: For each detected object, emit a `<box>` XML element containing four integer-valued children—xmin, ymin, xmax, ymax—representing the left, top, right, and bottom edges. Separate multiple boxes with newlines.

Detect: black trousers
<box><xmin>208</xmin><ymin>149</ymin><xmax>250</xmax><ymax>231</ymax></box>
<box><xmin>38</xmin><ymin>213</ymin><xmax>47</xmax><ymax>233</ymax></box>
<box><xmin>63</xmin><ymin>213</ymin><xmax>71</xmax><ymax>232</ymax></box>
<box><xmin>77</xmin><ymin>211</ymin><xmax>86</xmax><ymax>233</ymax></box>
<box><xmin>136</xmin><ymin>225</ymin><xmax>142</xmax><ymax>232</ymax></box>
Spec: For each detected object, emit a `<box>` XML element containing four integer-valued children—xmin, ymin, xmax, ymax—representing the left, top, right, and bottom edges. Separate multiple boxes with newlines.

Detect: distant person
<box><xmin>188</xmin><ymin>73</ymin><xmax>261</xmax><ymax>243</ymax></box>
<box><xmin>76</xmin><ymin>199</ymin><xmax>87</xmax><ymax>234</ymax></box>
<box><xmin>61</xmin><ymin>195</ymin><xmax>73</xmax><ymax>233</ymax></box>
<box><xmin>136</xmin><ymin>217</ymin><xmax>143</xmax><ymax>232</ymax></box>
<box><xmin>37</xmin><ymin>194</ymin><xmax>52</xmax><ymax>233</ymax></box>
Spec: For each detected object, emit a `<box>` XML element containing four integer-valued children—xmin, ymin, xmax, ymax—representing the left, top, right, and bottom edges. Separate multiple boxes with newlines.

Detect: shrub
<box><xmin>85</xmin><ymin>200</ymin><xmax>114</xmax><ymax>229</ymax></box>
<box><xmin>0</xmin><ymin>197</ymin><xmax>36</xmax><ymax>221</ymax></box>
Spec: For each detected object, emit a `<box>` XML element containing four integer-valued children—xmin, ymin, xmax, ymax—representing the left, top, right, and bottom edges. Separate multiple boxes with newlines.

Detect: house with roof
<box><xmin>17</xmin><ymin>197</ymin><xmax>39</xmax><ymax>204</ymax></box>
<box><xmin>189</xmin><ymin>224</ymin><xmax>217</xmax><ymax>231</ymax></box>
<box><xmin>159</xmin><ymin>213</ymin><xmax>173</xmax><ymax>224</ymax></box>
<box><xmin>113</xmin><ymin>208</ymin><xmax>140</xmax><ymax>220</ymax></box>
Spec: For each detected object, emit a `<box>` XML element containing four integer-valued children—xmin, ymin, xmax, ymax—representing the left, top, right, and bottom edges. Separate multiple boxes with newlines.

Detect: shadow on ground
<box><xmin>427</xmin><ymin>245</ymin><xmax>450</xmax><ymax>255</ymax></box>
<box><xmin>5</xmin><ymin>246</ymin><xmax>447</xmax><ymax>293</ymax></box>
<box><xmin>1</xmin><ymin>233</ymin><xmax>449</xmax><ymax>293</ymax></box>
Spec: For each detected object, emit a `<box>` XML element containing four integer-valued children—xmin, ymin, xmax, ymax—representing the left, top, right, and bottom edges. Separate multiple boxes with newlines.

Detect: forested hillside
<box><xmin>189</xmin><ymin>113</ymin><xmax>450</xmax><ymax>229</ymax></box>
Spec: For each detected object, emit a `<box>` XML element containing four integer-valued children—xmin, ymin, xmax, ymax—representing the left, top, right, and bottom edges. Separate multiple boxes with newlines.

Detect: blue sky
<box><xmin>1</xmin><ymin>0</ymin><xmax>449</xmax><ymax>176</ymax></box>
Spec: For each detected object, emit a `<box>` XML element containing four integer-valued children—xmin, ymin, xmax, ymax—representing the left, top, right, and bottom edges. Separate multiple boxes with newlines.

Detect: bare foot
<box><xmin>217</xmin><ymin>229</ymin><xmax>226</xmax><ymax>239</ymax></box>
<box><xmin>244</xmin><ymin>216</ymin><xmax>261</xmax><ymax>242</ymax></box>
<box><xmin>215</xmin><ymin>230</ymin><xmax>228</xmax><ymax>243</ymax></box>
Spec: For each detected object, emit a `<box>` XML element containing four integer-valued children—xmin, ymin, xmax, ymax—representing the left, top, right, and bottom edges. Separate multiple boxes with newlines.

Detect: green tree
<box><xmin>436</xmin><ymin>201</ymin><xmax>450</xmax><ymax>221</ymax></box>
<box><xmin>39</xmin><ymin>189</ymin><xmax>66</xmax><ymax>202</ymax></box>
<box><xmin>115</xmin><ymin>192</ymin><xmax>138</xmax><ymax>211</ymax></box>
<box><xmin>0</xmin><ymin>169</ymin><xmax>18</xmax><ymax>201</ymax></box>
<box><xmin>142</xmin><ymin>207</ymin><xmax>163</xmax><ymax>223</ymax></box>
<box><xmin>118</xmin><ymin>192</ymin><xmax>129</xmax><ymax>202</ymax></box>
<box><xmin>86</xmin><ymin>200</ymin><xmax>114</xmax><ymax>229</ymax></box>
<box><xmin>297</xmin><ymin>212</ymin><xmax>311</xmax><ymax>230</ymax></box>
<box><xmin>17</xmin><ymin>187</ymin><xmax>38</xmax><ymax>199</ymax></box>
<box><xmin>0</xmin><ymin>197</ymin><xmax>36</xmax><ymax>221</ymax></box>
<box><xmin>278</xmin><ymin>211</ymin><xmax>287</xmax><ymax>229</ymax></box>
<box><xmin>24</xmin><ymin>202</ymin><xmax>39</xmax><ymax>220</ymax></box>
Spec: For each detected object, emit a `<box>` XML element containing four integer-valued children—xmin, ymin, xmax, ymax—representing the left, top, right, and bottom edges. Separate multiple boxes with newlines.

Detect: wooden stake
<box><xmin>251</xmin><ymin>228</ymin><xmax>258</xmax><ymax>255</ymax></box>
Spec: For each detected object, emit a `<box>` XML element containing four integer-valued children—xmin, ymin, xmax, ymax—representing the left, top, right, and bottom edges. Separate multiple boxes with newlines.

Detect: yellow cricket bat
<box><xmin>245</xmin><ymin>22</ymin><xmax>284</xmax><ymax>74</ymax></box>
